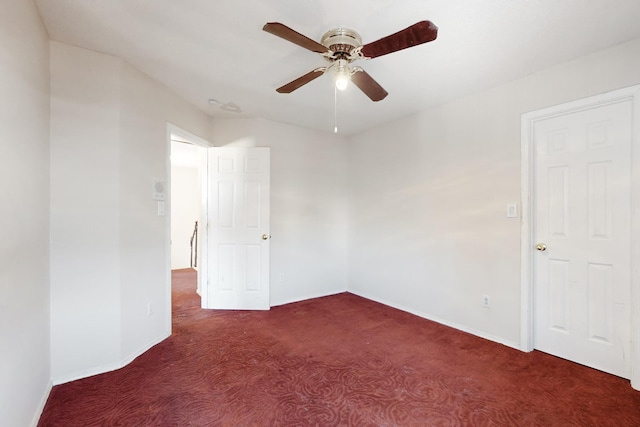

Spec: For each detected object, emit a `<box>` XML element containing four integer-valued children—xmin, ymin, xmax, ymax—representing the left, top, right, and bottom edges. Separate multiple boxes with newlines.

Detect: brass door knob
<box><xmin>536</xmin><ymin>243</ymin><xmax>547</xmax><ymax>251</ymax></box>
<box><xmin>262</xmin><ymin>234</ymin><xmax>270</xmax><ymax>240</ymax></box>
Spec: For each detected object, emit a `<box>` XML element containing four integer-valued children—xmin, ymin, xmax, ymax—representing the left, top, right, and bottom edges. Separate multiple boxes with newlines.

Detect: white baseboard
<box><xmin>52</xmin><ymin>331</ymin><xmax>170</xmax><ymax>385</ymax></box>
<box><xmin>348</xmin><ymin>289</ymin><xmax>521</xmax><ymax>351</ymax></box>
<box><xmin>30</xmin><ymin>380</ymin><xmax>53</xmax><ymax>427</ymax></box>
<box><xmin>271</xmin><ymin>289</ymin><xmax>347</xmax><ymax>307</ymax></box>
<box><xmin>119</xmin><ymin>331</ymin><xmax>171</xmax><ymax>370</ymax></box>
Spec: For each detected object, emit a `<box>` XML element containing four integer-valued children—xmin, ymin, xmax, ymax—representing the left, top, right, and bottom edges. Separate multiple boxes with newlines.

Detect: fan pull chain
<box><xmin>334</xmin><ymin>85</ymin><xmax>338</xmax><ymax>134</ymax></box>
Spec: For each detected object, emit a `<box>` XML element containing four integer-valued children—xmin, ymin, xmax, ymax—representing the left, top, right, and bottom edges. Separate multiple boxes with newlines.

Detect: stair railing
<box><xmin>190</xmin><ymin>221</ymin><xmax>198</xmax><ymax>268</ymax></box>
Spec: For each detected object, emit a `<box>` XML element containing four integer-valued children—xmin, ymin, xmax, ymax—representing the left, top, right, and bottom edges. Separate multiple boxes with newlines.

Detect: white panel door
<box><xmin>534</xmin><ymin>100</ymin><xmax>632</xmax><ymax>378</ymax></box>
<box><xmin>207</xmin><ymin>147</ymin><xmax>270</xmax><ymax>310</ymax></box>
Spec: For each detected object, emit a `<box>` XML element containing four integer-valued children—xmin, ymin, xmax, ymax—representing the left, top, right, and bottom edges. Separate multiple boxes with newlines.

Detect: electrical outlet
<box><xmin>147</xmin><ymin>302</ymin><xmax>154</xmax><ymax>316</ymax></box>
<box><xmin>482</xmin><ymin>295</ymin><xmax>490</xmax><ymax>308</ymax></box>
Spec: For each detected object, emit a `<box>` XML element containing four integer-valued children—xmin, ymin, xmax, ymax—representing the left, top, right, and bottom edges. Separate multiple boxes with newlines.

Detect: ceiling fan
<box><xmin>263</xmin><ymin>20</ymin><xmax>438</xmax><ymax>101</ymax></box>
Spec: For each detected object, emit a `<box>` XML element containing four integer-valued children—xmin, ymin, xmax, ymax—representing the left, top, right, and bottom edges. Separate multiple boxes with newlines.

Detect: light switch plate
<box><xmin>506</xmin><ymin>203</ymin><xmax>518</xmax><ymax>218</ymax></box>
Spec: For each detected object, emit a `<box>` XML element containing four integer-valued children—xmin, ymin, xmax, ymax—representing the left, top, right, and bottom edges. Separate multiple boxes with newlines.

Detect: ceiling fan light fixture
<box><xmin>335</xmin><ymin>74</ymin><xmax>349</xmax><ymax>91</ymax></box>
<box><xmin>264</xmin><ymin>20</ymin><xmax>438</xmax><ymax>102</ymax></box>
<box><xmin>334</xmin><ymin>59</ymin><xmax>350</xmax><ymax>91</ymax></box>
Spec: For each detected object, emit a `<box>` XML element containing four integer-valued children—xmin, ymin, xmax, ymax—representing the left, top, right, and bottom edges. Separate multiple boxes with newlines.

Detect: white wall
<box><xmin>118</xmin><ymin>60</ymin><xmax>213</xmax><ymax>363</ymax></box>
<box><xmin>0</xmin><ymin>1</ymin><xmax>51</xmax><ymax>426</ymax></box>
<box><xmin>171</xmin><ymin>165</ymin><xmax>201</xmax><ymax>270</ymax></box>
<box><xmin>49</xmin><ymin>41</ymin><xmax>214</xmax><ymax>384</ymax></box>
<box><xmin>50</xmin><ymin>41</ymin><xmax>122</xmax><ymax>385</ymax></box>
<box><xmin>348</xmin><ymin>37</ymin><xmax>640</xmax><ymax>348</ymax></box>
<box><xmin>213</xmin><ymin>118</ymin><xmax>349</xmax><ymax>305</ymax></box>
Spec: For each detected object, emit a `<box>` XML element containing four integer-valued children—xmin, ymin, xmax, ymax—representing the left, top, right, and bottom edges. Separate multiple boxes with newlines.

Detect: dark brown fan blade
<box><xmin>263</xmin><ymin>22</ymin><xmax>328</xmax><ymax>54</ymax></box>
<box><xmin>351</xmin><ymin>70</ymin><xmax>388</xmax><ymax>102</ymax></box>
<box><xmin>360</xmin><ymin>21</ymin><xmax>438</xmax><ymax>59</ymax></box>
<box><xmin>276</xmin><ymin>69</ymin><xmax>326</xmax><ymax>93</ymax></box>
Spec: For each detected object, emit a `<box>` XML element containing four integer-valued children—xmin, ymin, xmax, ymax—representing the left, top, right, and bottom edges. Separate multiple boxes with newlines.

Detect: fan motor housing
<box><xmin>321</xmin><ymin>28</ymin><xmax>362</xmax><ymax>58</ymax></box>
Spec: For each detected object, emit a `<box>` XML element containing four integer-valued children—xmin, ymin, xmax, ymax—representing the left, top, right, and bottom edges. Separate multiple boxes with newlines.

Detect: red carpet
<box><xmin>39</xmin><ymin>269</ymin><xmax>640</xmax><ymax>426</ymax></box>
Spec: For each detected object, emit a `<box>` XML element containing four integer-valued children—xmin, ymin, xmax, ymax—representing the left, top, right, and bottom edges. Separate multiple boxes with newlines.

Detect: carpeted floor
<box><xmin>38</xmin><ymin>268</ymin><xmax>640</xmax><ymax>426</ymax></box>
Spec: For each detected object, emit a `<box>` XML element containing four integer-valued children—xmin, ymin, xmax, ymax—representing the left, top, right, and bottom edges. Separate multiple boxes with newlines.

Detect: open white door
<box><xmin>206</xmin><ymin>147</ymin><xmax>270</xmax><ymax>310</ymax></box>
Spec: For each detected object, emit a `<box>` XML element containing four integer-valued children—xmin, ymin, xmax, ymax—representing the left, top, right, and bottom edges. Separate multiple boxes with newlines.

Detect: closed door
<box><xmin>533</xmin><ymin>100</ymin><xmax>632</xmax><ymax>378</ymax></box>
<box><xmin>207</xmin><ymin>147</ymin><xmax>270</xmax><ymax>310</ymax></box>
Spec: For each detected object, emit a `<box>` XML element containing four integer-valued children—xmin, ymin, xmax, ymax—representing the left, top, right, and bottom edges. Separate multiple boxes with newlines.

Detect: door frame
<box><xmin>520</xmin><ymin>85</ymin><xmax>640</xmax><ymax>389</ymax></box>
<box><xmin>166</xmin><ymin>123</ymin><xmax>212</xmax><ymax>321</ymax></box>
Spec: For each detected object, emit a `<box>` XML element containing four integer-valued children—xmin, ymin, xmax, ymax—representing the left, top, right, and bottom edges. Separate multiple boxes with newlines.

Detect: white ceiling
<box><xmin>35</xmin><ymin>0</ymin><xmax>640</xmax><ymax>136</ymax></box>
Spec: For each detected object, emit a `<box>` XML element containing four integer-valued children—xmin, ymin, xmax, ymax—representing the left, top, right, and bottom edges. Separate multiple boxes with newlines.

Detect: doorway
<box><xmin>520</xmin><ymin>85</ymin><xmax>640</xmax><ymax>389</ymax></box>
<box><xmin>167</xmin><ymin>124</ymin><xmax>210</xmax><ymax>309</ymax></box>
